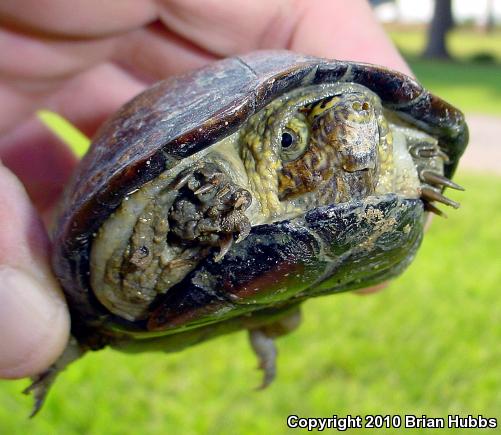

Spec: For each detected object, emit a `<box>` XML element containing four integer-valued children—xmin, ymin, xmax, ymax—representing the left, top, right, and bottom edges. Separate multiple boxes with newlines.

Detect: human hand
<box><xmin>0</xmin><ymin>0</ymin><xmax>410</xmax><ymax>379</ymax></box>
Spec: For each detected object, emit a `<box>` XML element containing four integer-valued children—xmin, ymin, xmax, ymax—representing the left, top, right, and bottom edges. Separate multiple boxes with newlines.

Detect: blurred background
<box><xmin>0</xmin><ymin>1</ymin><xmax>500</xmax><ymax>433</ymax></box>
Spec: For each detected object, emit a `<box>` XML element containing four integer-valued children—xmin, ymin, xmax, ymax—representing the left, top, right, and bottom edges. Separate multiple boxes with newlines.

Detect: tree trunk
<box><xmin>484</xmin><ymin>0</ymin><xmax>495</xmax><ymax>33</ymax></box>
<box><xmin>423</xmin><ymin>0</ymin><xmax>454</xmax><ymax>59</ymax></box>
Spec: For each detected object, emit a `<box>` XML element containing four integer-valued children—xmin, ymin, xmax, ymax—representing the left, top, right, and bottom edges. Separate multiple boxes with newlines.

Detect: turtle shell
<box><xmin>52</xmin><ymin>50</ymin><xmax>468</xmax><ymax>344</ymax></box>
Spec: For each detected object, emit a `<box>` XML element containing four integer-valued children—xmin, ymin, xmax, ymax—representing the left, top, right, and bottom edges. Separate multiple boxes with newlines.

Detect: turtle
<box><xmin>26</xmin><ymin>50</ymin><xmax>468</xmax><ymax>415</ymax></box>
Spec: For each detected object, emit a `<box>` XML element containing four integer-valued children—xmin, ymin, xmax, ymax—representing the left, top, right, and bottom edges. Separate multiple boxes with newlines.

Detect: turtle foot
<box><xmin>410</xmin><ymin>142</ymin><xmax>464</xmax><ymax>216</ymax></box>
<box><xmin>23</xmin><ymin>368</ymin><xmax>58</xmax><ymax>417</ymax></box>
<box><xmin>249</xmin><ymin>329</ymin><xmax>277</xmax><ymax>389</ymax></box>
<box><xmin>23</xmin><ymin>337</ymin><xmax>85</xmax><ymax>417</ymax></box>
<box><xmin>170</xmin><ymin>163</ymin><xmax>252</xmax><ymax>261</ymax></box>
<box><xmin>247</xmin><ymin>308</ymin><xmax>302</xmax><ymax>389</ymax></box>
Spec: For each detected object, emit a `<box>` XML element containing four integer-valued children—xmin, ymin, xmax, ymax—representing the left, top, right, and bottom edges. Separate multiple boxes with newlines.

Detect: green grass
<box><xmin>407</xmin><ymin>59</ymin><xmax>501</xmax><ymax>115</ymax></box>
<box><xmin>388</xmin><ymin>27</ymin><xmax>501</xmax><ymax>115</ymax></box>
<box><xmin>388</xmin><ymin>27</ymin><xmax>501</xmax><ymax>62</ymax></box>
<box><xmin>0</xmin><ymin>171</ymin><xmax>500</xmax><ymax>434</ymax></box>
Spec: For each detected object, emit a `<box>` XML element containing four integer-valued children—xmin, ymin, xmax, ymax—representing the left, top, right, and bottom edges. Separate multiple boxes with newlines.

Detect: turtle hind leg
<box><xmin>23</xmin><ymin>337</ymin><xmax>85</xmax><ymax>417</ymax></box>
<box><xmin>23</xmin><ymin>367</ymin><xmax>58</xmax><ymax>417</ymax></box>
<box><xmin>248</xmin><ymin>308</ymin><xmax>302</xmax><ymax>389</ymax></box>
<box><xmin>249</xmin><ymin>329</ymin><xmax>277</xmax><ymax>389</ymax></box>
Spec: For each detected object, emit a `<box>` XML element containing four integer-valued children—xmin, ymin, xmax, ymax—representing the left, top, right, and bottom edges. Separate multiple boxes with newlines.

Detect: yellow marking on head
<box><xmin>308</xmin><ymin>96</ymin><xmax>341</xmax><ymax>120</ymax></box>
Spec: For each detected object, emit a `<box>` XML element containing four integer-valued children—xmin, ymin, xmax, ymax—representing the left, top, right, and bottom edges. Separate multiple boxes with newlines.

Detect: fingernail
<box><xmin>0</xmin><ymin>266</ymin><xmax>69</xmax><ymax>378</ymax></box>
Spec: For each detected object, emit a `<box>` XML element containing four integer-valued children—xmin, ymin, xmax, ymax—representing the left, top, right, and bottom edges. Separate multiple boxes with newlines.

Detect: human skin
<box><xmin>0</xmin><ymin>0</ymin><xmax>410</xmax><ymax>379</ymax></box>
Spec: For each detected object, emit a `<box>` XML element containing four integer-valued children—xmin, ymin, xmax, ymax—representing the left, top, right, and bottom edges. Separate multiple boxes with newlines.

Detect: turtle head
<box><xmin>240</xmin><ymin>86</ymin><xmax>389</xmax><ymax>219</ymax></box>
<box><xmin>308</xmin><ymin>92</ymin><xmax>379</xmax><ymax>172</ymax></box>
<box><xmin>277</xmin><ymin>91</ymin><xmax>381</xmax><ymax>206</ymax></box>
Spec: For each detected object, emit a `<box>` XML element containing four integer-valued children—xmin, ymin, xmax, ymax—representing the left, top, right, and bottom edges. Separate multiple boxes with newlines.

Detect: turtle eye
<box><xmin>281</xmin><ymin>131</ymin><xmax>296</xmax><ymax>149</ymax></box>
<box><xmin>279</xmin><ymin>113</ymin><xmax>310</xmax><ymax>162</ymax></box>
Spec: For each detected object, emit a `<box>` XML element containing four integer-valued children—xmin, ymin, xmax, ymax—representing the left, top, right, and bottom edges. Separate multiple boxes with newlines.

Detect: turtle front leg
<box><xmin>248</xmin><ymin>308</ymin><xmax>302</xmax><ymax>389</ymax></box>
<box><xmin>169</xmin><ymin>163</ymin><xmax>252</xmax><ymax>261</ymax></box>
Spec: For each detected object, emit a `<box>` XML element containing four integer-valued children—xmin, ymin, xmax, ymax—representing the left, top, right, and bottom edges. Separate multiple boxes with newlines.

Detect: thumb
<box><xmin>0</xmin><ymin>162</ymin><xmax>69</xmax><ymax>379</ymax></box>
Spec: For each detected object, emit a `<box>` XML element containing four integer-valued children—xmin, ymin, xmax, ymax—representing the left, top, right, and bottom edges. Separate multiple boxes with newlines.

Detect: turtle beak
<box><xmin>339</xmin><ymin>138</ymin><xmax>377</xmax><ymax>172</ymax></box>
<box><xmin>332</xmin><ymin>110</ymin><xmax>379</xmax><ymax>174</ymax></box>
<box><xmin>310</xmin><ymin>102</ymin><xmax>380</xmax><ymax>201</ymax></box>
<box><xmin>329</xmin><ymin>125</ymin><xmax>379</xmax><ymax>202</ymax></box>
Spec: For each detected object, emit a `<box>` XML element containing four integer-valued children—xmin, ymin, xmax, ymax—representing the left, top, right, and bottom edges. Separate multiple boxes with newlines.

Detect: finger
<box><xmin>0</xmin><ymin>0</ymin><xmax>157</xmax><ymax>38</ymax></box>
<box><xmin>288</xmin><ymin>0</ymin><xmax>412</xmax><ymax>74</ymax></box>
<box><xmin>157</xmin><ymin>0</ymin><xmax>409</xmax><ymax>72</ymax></box>
<box><xmin>0</xmin><ymin>26</ymin><xmax>117</xmax><ymax>84</ymax></box>
<box><xmin>0</xmin><ymin>164</ymin><xmax>69</xmax><ymax>378</ymax></box>
<box><xmin>0</xmin><ymin>118</ymin><xmax>77</xmax><ymax>218</ymax></box>
<box><xmin>44</xmin><ymin>62</ymin><xmax>147</xmax><ymax>137</ymax></box>
<box><xmin>0</xmin><ymin>25</ymin><xmax>118</xmax><ymax>133</ymax></box>
<box><xmin>114</xmin><ymin>23</ymin><xmax>217</xmax><ymax>81</ymax></box>
<box><xmin>156</xmin><ymin>0</ymin><xmax>298</xmax><ymax>56</ymax></box>
<box><xmin>0</xmin><ymin>63</ymin><xmax>145</xmax><ymax>220</ymax></box>
<box><xmin>0</xmin><ymin>79</ymin><xmax>44</xmax><ymax>139</ymax></box>
<box><xmin>115</xmin><ymin>0</ymin><xmax>303</xmax><ymax>80</ymax></box>
<box><xmin>121</xmin><ymin>0</ymin><xmax>409</xmax><ymax>82</ymax></box>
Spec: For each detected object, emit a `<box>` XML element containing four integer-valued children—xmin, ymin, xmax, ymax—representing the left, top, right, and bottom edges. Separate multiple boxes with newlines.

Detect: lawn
<box><xmin>388</xmin><ymin>27</ymin><xmax>501</xmax><ymax>62</ymax></box>
<box><xmin>0</xmin><ymin>171</ymin><xmax>499</xmax><ymax>434</ymax></box>
<box><xmin>388</xmin><ymin>27</ymin><xmax>501</xmax><ymax>115</ymax></box>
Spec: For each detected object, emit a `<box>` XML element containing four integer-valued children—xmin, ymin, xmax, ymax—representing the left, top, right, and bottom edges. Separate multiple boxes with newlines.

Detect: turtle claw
<box><xmin>410</xmin><ymin>141</ymin><xmax>464</xmax><ymax>213</ymax></box>
<box><xmin>194</xmin><ymin>183</ymin><xmax>216</xmax><ymax>195</ymax></box>
<box><xmin>247</xmin><ymin>308</ymin><xmax>302</xmax><ymax>389</ymax></box>
<box><xmin>169</xmin><ymin>163</ymin><xmax>252</xmax><ymax>263</ymax></box>
<box><xmin>23</xmin><ymin>369</ymin><xmax>58</xmax><ymax>418</ymax></box>
<box><xmin>420</xmin><ymin>170</ymin><xmax>464</xmax><ymax>191</ymax></box>
<box><xmin>410</xmin><ymin>143</ymin><xmax>437</xmax><ymax>159</ymax></box>
<box><xmin>23</xmin><ymin>337</ymin><xmax>84</xmax><ymax>417</ymax></box>
<box><xmin>249</xmin><ymin>329</ymin><xmax>277</xmax><ymax>390</ymax></box>
<box><xmin>410</xmin><ymin>143</ymin><xmax>450</xmax><ymax>163</ymax></box>
<box><xmin>214</xmin><ymin>234</ymin><xmax>233</xmax><ymax>262</ymax></box>
<box><xmin>424</xmin><ymin>201</ymin><xmax>448</xmax><ymax>218</ymax></box>
<box><xmin>421</xmin><ymin>186</ymin><xmax>460</xmax><ymax>209</ymax></box>
<box><xmin>173</xmin><ymin>171</ymin><xmax>195</xmax><ymax>190</ymax></box>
